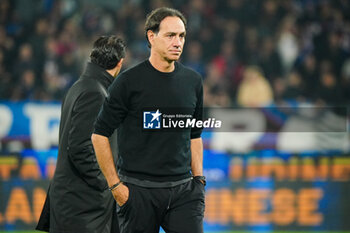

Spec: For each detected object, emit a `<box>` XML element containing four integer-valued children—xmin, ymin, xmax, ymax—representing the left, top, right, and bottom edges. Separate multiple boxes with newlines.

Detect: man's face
<box><xmin>151</xmin><ymin>16</ymin><xmax>186</xmax><ymax>62</ymax></box>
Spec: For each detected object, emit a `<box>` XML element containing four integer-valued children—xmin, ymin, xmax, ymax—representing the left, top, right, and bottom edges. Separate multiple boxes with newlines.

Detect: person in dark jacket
<box><xmin>36</xmin><ymin>35</ymin><xmax>126</xmax><ymax>233</ymax></box>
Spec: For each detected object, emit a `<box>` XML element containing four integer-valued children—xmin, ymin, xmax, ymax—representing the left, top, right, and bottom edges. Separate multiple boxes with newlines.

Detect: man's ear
<box><xmin>117</xmin><ymin>58</ymin><xmax>124</xmax><ymax>68</ymax></box>
<box><xmin>147</xmin><ymin>30</ymin><xmax>155</xmax><ymax>46</ymax></box>
<box><xmin>111</xmin><ymin>58</ymin><xmax>124</xmax><ymax>78</ymax></box>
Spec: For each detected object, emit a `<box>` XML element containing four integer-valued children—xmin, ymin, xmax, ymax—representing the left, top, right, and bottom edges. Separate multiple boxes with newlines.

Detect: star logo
<box><xmin>151</xmin><ymin>109</ymin><xmax>162</xmax><ymax>122</ymax></box>
<box><xmin>143</xmin><ymin>109</ymin><xmax>162</xmax><ymax>129</ymax></box>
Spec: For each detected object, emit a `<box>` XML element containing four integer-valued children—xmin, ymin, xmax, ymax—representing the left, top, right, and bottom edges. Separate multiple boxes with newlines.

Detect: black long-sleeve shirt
<box><xmin>94</xmin><ymin>60</ymin><xmax>203</xmax><ymax>183</ymax></box>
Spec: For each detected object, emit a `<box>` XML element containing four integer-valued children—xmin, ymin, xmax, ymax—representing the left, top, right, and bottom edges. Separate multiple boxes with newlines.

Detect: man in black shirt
<box><xmin>37</xmin><ymin>36</ymin><xmax>125</xmax><ymax>233</ymax></box>
<box><xmin>92</xmin><ymin>7</ymin><xmax>205</xmax><ymax>233</ymax></box>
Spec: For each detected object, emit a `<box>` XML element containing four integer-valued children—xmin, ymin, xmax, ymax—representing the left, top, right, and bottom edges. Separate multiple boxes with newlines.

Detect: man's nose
<box><xmin>173</xmin><ymin>36</ymin><xmax>182</xmax><ymax>47</ymax></box>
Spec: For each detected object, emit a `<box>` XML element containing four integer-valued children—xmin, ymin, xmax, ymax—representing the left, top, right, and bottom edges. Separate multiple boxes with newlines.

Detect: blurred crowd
<box><xmin>0</xmin><ymin>0</ymin><xmax>349</xmax><ymax>107</ymax></box>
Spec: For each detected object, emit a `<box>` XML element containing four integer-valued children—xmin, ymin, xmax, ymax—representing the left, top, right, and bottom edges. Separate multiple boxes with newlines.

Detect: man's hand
<box><xmin>112</xmin><ymin>183</ymin><xmax>129</xmax><ymax>206</ymax></box>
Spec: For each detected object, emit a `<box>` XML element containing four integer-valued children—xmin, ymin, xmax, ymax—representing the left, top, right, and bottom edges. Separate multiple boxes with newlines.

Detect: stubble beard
<box><xmin>165</xmin><ymin>53</ymin><xmax>181</xmax><ymax>63</ymax></box>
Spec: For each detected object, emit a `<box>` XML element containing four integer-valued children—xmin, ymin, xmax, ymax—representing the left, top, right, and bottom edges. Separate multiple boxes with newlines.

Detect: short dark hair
<box><xmin>144</xmin><ymin>7</ymin><xmax>187</xmax><ymax>47</ymax></box>
<box><xmin>90</xmin><ymin>36</ymin><xmax>126</xmax><ymax>70</ymax></box>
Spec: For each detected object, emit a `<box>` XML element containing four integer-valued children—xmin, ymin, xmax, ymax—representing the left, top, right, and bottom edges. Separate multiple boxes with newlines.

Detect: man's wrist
<box><xmin>109</xmin><ymin>181</ymin><xmax>123</xmax><ymax>191</ymax></box>
<box><xmin>193</xmin><ymin>175</ymin><xmax>206</xmax><ymax>185</ymax></box>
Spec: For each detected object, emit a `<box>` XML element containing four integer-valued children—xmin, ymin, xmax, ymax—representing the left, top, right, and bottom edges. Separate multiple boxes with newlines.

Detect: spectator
<box><xmin>0</xmin><ymin>49</ymin><xmax>12</xmax><ymax>99</ymax></box>
<box><xmin>340</xmin><ymin>59</ymin><xmax>350</xmax><ymax>104</ymax></box>
<box><xmin>15</xmin><ymin>43</ymin><xmax>36</xmax><ymax>82</ymax></box>
<box><xmin>0</xmin><ymin>0</ymin><xmax>349</xmax><ymax>105</ymax></box>
<box><xmin>297</xmin><ymin>53</ymin><xmax>318</xmax><ymax>100</ymax></box>
<box><xmin>28</xmin><ymin>18</ymin><xmax>50</xmax><ymax>85</ymax></box>
<box><xmin>277</xmin><ymin>15</ymin><xmax>299</xmax><ymax>74</ymax></box>
<box><xmin>11</xmin><ymin>69</ymin><xmax>36</xmax><ymax>101</ymax></box>
<box><xmin>237</xmin><ymin>66</ymin><xmax>274</xmax><ymax>107</ymax></box>
<box><xmin>184</xmin><ymin>41</ymin><xmax>206</xmax><ymax>77</ymax></box>
<box><xmin>316</xmin><ymin>71</ymin><xmax>343</xmax><ymax>106</ymax></box>
<box><xmin>282</xmin><ymin>70</ymin><xmax>305</xmax><ymax>101</ymax></box>
<box><xmin>258</xmin><ymin>36</ymin><xmax>283</xmax><ymax>83</ymax></box>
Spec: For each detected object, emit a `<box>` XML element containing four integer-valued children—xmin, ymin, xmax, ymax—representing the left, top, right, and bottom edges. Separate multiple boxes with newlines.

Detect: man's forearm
<box><xmin>91</xmin><ymin>133</ymin><xmax>120</xmax><ymax>187</ymax></box>
<box><xmin>191</xmin><ymin>137</ymin><xmax>203</xmax><ymax>176</ymax></box>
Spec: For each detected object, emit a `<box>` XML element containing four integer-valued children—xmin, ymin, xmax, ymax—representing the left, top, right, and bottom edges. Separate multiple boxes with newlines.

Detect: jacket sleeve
<box><xmin>67</xmin><ymin>90</ymin><xmax>108</xmax><ymax>191</ymax></box>
<box><xmin>35</xmin><ymin>184</ymin><xmax>50</xmax><ymax>231</ymax></box>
